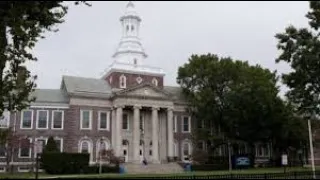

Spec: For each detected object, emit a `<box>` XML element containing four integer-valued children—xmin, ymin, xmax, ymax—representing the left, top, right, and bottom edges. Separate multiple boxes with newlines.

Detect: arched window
<box><xmin>126</xmin><ymin>25</ymin><xmax>129</xmax><ymax>33</ymax></box>
<box><xmin>131</xmin><ymin>25</ymin><xmax>134</xmax><ymax>32</ymax></box>
<box><xmin>134</xmin><ymin>58</ymin><xmax>137</xmax><ymax>65</ymax></box>
<box><xmin>79</xmin><ymin>139</ymin><xmax>93</xmax><ymax>162</ymax></box>
<box><xmin>119</xmin><ymin>75</ymin><xmax>126</xmax><ymax>89</ymax></box>
<box><xmin>152</xmin><ymin>78</ymin><xmax>158</xmax><ymax>86</ymax></box>
<box><xmin>96</xmin><ymin>139</ymin><xmax>110</xmax><ymax>161</ymax></box>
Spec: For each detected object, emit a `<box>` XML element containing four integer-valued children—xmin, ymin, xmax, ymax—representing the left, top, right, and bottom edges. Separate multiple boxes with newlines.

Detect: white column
<box><xmin>133</xmin><ymin>105</ymin><xmax>141</xmax><ymax>163</ymax></box>
<box><xmin>152</xmin><ymin>107</ymin><xmax>160</xmax><ymax>163</ymax></box>
<box><xmin>115</xmin><ymin>106</ymin><xmax>124</xmax><ymax>157</ymax></box>
<box><xmin>111</xmin><ymin>108</ymin><xmax>116</xmax><ymax>149</ymax></box>
<box><xmin>167</xmin><ymin>107</ymin><xmax>174</xmax><ymax>161</ymax></box>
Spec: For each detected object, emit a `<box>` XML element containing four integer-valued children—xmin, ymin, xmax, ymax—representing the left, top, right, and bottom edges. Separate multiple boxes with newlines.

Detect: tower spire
<box><xmin>112</xmin><ymin>1</ymin><xmax>147</xmax><ymax>65</ymax></box>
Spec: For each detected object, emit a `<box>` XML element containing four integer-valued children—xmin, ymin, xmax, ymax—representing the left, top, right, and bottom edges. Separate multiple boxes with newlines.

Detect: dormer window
<box><xmin>120</xmin><ymin>74</ymin><xmax>127</xmax><ymax>89</ymax></box>
<box><xmin>152</xmin><ymin>78</ymin><xmax>158</xmax><ymax>86</ymax></box>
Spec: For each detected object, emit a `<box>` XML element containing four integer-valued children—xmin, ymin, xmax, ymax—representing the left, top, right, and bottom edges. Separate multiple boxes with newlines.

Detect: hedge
<box><xmin>84</xmin><ymin>165</ymin><xmax>119</xmax><ymax>174</ymax></box>
<box><xmin>40</xmin><ymin>152</ymin><xmax>90</xmax><ymax>174</ymax></box>
<box><xmin>191</xmin><ymin>164</ymin><xmax>229</xmax><ymax>171</ymax></box>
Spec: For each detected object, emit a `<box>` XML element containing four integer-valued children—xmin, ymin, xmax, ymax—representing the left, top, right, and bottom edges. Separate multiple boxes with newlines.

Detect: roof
<box><xmin>163</xmin><ymin>86</ymin><xmax>187</xmax><ymax>102</ymax></box>
<box><xmin>62</xmin><ymin>75</ymin><xmax>112</xmax><ymax>98</ymax></box>
<box><xmin>31</xmin><ymin>89</ymin><xmax>68</xmax><ymax>103</ymax></box>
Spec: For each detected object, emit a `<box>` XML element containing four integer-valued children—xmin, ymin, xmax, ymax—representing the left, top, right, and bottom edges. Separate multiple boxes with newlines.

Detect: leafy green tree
<box><xmin>177</xmin><ymin>53</ymin><xmax>305</xmax><ymax>164</ymax></box>
<box><xmin>43</xmin><ymin>136</ymin><xmax>59</xmax><ymax>153</ymax></box>
<box><xmin>0</xmin><ymin>1</ymin><xmax>90</xmax><ymax>118</ymax></box>
<box><xmin>275</xmin><ymin>1</ymin><xmax>320</xmax><ymax>116</ymax></box>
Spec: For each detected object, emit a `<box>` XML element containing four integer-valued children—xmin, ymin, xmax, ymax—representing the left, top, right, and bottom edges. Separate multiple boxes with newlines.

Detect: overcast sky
<box><xmin>29</xmin><ymin>1</ymin><xmax>309</xmax><ymax>96</ymax></box>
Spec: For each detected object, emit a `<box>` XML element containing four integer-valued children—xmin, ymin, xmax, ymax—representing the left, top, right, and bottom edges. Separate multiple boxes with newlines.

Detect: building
<box><xmin>0</xmin><ymin>1</ymin><xmax>196</xmax><ymax>172</ymax></box>
<box><xmin>0</xmin><ymin>2</ymin><xmax>281</xmax><ymax>173</ymax></box>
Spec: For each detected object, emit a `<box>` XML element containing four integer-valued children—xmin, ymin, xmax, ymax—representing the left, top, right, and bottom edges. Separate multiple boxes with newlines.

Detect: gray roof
<box><xmin>62</xmin><ymin>75</ymin><xmax>112</xmax><ymax>98</ymax></box>
<box><xmin>163</xmin><ymin>86</ymin><xmax>186</xmax><ymax>102</ymax></box>
<box><xmin>31</xmin><ymin>89</ymin><xmax>68</xmax><ymax>103</ymax></box>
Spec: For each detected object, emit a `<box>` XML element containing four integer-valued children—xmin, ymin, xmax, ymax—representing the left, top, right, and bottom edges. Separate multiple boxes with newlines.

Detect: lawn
<box><xmin>0</xmin><ymin>167</ymin><xmax>318</xmax><ymax>179</ymax></box>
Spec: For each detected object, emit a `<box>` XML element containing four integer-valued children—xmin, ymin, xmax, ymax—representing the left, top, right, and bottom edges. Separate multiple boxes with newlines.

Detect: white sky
<box><xmin>29</xmin><ymin>1</ymin><xmax>310</xmax><ymax>96</ymax></box>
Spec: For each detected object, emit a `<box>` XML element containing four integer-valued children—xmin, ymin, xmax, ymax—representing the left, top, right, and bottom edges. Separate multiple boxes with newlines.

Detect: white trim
<box><xmin>0</xmin><ymin>162</ymin><xmax>33</xmax><ymax>165</ymax></box>
<box><xmin>36</xmin><ymin>110</ymin><xmax>49</xmax><ymax>129</ymax></box>
<box><xmin>20</xmin><ymin>110</ymin><xmax>33</xmax><ymax>130</ymax></box>
<box><xmin>0</xmin><ymin>167</ymin><xmax>5</xmax><ymax>173</ymax></box>
<box><xmin>98</xmin><ymin>111</ymin><xmax>110</xmax><ymax>131</ymax></box>
<box><xmin>54</xmin><ymin>137</ymin><xmax>63</xmax><ymax>152</ymax></box>
<box><xmin>182</xmin><ymin>116</ymin><xmax>191</xmax><ymax>133</ymax></box>
<box><xmin>30</xmin><ymin>105</ymin><xmax>69</xmax><ymax>109</ymax></box>
<box><xmin>18</xmin><ymin>167</ymin><xmax>30</xmax><ymax>172</ymax></box>
<box><xmin>173</xmin><ymin>115</ymin><xmax>177</xmax><ymax>133</ymax></box>
<box><xmin>80</xmin><ymin>110</ymin><xmax>92</xmax><ymax>130</ymax></box>
<box><xmin>122</xmin><ymin>113</ymin><xmax>129</xmax><ymax>130</ymax></box>
<box><xmin>34</xmin><ymin>137</ymin><xmax>48</xmax><ymax>157</ymax></box>
<box><xmin>51</xmin><ymin>110</ymin><xmax>64</xmax><ymax>130</ymax></box>
<box><xmin>18</xmin><ymin>138</ymin><xmax>32</xmax><ymax>159</ymax></box>
<box><xmin>119</xmin><ymin>74</ymin><xmax>127</xmax><ymax>89</ymax></box>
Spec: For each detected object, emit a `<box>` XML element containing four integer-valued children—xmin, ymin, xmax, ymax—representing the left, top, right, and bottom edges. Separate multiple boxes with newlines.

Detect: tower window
<box><xmin>120</xmin><ymin>75</ymin><xmax>127</xmax><ymax>89</ymax></box>
<box><xmin>134</xmin><ymin>58</ymin><xmax>137</xmax><ymax>65</ymax></box>
<box><xmin>126</xmin><ymin>25</ymin><xmax>129</xmax><ymax>33</ymax></box>
<box><xmin>131</xmin><ymin>25</ymin><xmax>134</xmax><ymax>31</ymax></box>
<box><xmin>152</xmin><ymin>78</ymin><xmax>158</xmax><ymax>86</ymax></box>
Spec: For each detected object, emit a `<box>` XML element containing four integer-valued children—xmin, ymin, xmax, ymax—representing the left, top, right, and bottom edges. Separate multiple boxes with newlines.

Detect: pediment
<box><xmin>115</xmin><ymin>83</ymin><xmax>172</xmax><ymax>99</ymax></box>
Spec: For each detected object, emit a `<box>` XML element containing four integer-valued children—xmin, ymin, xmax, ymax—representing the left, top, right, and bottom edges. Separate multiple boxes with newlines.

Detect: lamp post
<box><xmin>303</xmin><ymin>105</ymin><xmax>316</xmax><ymax>179</ymax></box>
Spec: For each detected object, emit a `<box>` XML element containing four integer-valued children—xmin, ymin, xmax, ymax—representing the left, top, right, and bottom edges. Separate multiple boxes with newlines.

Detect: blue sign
<box><xmin>236</xmin><ymin>157</ymin><xmax>250</xmax><ymax>166</ymax></box>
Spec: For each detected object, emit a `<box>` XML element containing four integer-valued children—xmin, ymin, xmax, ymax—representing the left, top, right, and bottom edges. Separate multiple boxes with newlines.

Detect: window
<box><xmin>134</xmin><ymin>58</ymin><xmax>137</xmax><ymax>65</ymax></box>
<box><xmin>54</xmin><ymin>138</ymin><xmax>63</xmax><ymax>152</ymax></box>
<box><xmin>80</xmin><ymin>110</ymin><xmax>92</xmax><ymax>130</ymax></box>
<box><xmin>79</xmin><ymin>140</ymin><xmax>92</xmax><ymax>159</ymax></box>
<box><xmin>21</xmin><ymin>110</ymin><xmax>33</xmax><ymax>129</ymax></box>
<box><xmin>0</xmin><ymin>110</ymin><xmax>10</xmax><ymax>128</ymax></box>
<box><xmin>182</xmin><ymin>116</ymin><xmax>191</xmax><ymax>133</ymax></box>
<box><xmin>173</xmin><ymin>116</ymin><xmax>177</xmax><ymax>133</ymax></box>
<box><xmin>126</xmin><ymin>25</ymin><xmax>129</xmax><ymax>32</ymax></box>
<box><xmin>122</xmin><ymin>114</ymin><xmax>129</xmax><ymax>130</ymax></box>
<box><xmin>152</xmin><ymin>78</ymin><xmax>158</xmax><ymax>86</ymax></box>
<box><xmin>18</xmin><ymin>167</ymin><xmax>30</xmax><ymax>172</ymax></box>
<box><xmin>34</xmin><ymin>138</ymin><xmax>47</xmax><ymax>156</ymax></box>
<box><xmin>131</xmin><ymin>25</ymin><xmax>134</xmax><ymax>31</ymax></box>
<box><xmin>119</xmin><ymin>75</ymin><xmax>126</xmax><ymax>88</ymax></box>
<box><xmin>19</xmin><ymin>138</ymin><xmax>31</xmax><ymax>158</ymax></box>
<box><xmin>52</xmin><ymin>111</ymin><xmax>64</xmax><ymax>129</ymax></box>
<box><xmin>96</xmin><ymin>140</ymin><xmax>109</xmax><ymax>160</ymax></box>
<box><xmin>197</xmin><ymin>141</ymin><xmax>205</xmax><ymax>151</ymax></box>
<box><xmin>182</xmin><ymin>142</ymin><xmax>191</xmax><ymax>161</ymax></box>
<box><xmin>139</xmin><ymin>150</ymin><xmax>142</xmax><ymax>155</ymax></box>
<box><xmin>140</xmin><ymin>115</ymin><xmax>144</xmax><ymax>131</ymax></box>
<box><xmin>197</xmin><ymin>119</ymin><xmax>204</xmax><ymax>129</ymax></box>
<box><xmin>98</xmin><ymin>111</ymin><xmax>110</xmax><ymax>131</ymax></box>
<box><xmin>149</xmin><ymin>150</ymin><xmax>152</xmax><ymax>156</ymax></box>
<box><xmin>36</xmin><ymin>110</ymin><xmax>48</xmax><ymax>129</ymax></box>
<box><xmin>0</xmin><ymin>167</ymin><xmax>5</xmax><ymax>172</ymax></box>
<box><xmin>109</xmin><ymin>76</ymin><xmax>112</xmax><ymax>84</ymax></box>
<box><xmin>0</xmin><ymin>144</ymin><xmax>5</xmax><ymax>157</ymax></box>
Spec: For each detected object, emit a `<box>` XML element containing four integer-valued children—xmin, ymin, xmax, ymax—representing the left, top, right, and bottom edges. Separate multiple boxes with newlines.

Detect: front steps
<box><xmin>123</xmin><ymin>162</ymin><xmax>184</xmax><ymax>174</ymax></box>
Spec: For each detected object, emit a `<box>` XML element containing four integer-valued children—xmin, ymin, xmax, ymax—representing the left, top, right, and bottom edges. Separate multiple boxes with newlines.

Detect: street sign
<box><xmin>281</xmin><ymin>154</ymin><xmax>288</xmax><ymax>166</ymax></box>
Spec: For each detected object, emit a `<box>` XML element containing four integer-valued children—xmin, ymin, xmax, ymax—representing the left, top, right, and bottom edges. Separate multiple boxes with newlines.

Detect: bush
<box><xmin>40</xmin><ymin>152</ymin><xmax>90</xmax><ymax>174</ymax></box>
<box><xmin>84</xmin><ymin>165</ymin><xmax>119</xmax><ymax>174</ymax></box>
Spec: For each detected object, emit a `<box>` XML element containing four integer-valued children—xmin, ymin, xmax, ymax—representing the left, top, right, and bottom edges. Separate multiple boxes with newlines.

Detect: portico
<box><xmin>111</xmin><ymin>84</ymin><xmax>175</xmax><ymax>164</ymax></box>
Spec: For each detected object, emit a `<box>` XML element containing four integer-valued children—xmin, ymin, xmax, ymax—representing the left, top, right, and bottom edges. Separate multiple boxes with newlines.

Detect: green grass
<box><xmin>0</xmin><ymin>167</ymin><xmax>318</xmax><ymax>179</ymax></box>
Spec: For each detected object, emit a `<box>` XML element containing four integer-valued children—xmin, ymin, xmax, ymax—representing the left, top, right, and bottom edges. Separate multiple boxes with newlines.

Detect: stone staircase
<box><xmin>123</xmin><ymin>162</ymin><xmax>184</xmax><ymax>174</ymax></box>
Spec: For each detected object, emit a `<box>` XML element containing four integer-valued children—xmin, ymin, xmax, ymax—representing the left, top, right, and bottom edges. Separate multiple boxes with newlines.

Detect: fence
<box><xmin>106</xmin><ymin>171</ymin><xmax>319</xmax><ymax>179</ymax></box>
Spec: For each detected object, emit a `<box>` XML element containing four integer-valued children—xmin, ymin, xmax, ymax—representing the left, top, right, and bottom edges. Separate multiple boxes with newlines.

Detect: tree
<box><xmin>0</xmin><ymin>128</ymin><xmax>32</xmax><ymax>173</ymax></box>
<box><xmin>43</xmin><ymin>136</ymin><xmax>59</xmax><ymax>153</ymax></box>
<box><xmin>275</xmin><ymin>1</ymin><xmax>320</xmax><ymax>116</ymax></box>
<box><xmin>177</xmin><ymin>53</ymin><xmax>304</xmax><ymax>164</ymax></box>
<box><xmin>0</xmin><ymin>1</ymin><xmax>90</xmax><ymax>119</ymax></box>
